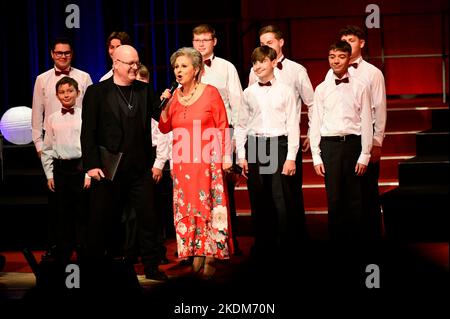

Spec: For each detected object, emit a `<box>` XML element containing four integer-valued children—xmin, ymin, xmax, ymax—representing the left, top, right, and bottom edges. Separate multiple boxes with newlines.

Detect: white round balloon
<box><xmin>0</xmin><ymin>106</ymin><xmax>33</xmax><ymax>145</ymax></box>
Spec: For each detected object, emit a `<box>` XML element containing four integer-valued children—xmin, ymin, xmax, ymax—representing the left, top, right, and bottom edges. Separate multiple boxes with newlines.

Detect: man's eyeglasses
<box><xmin>193</xmin><ymin>39</ymin><xmax>214</xmax><ymax>44</ymax></box>
<box><xmin>116</xmin><ymin>59</ymin><xmax>141</xmax><ymax>69</ymax></box>
<box><xmin>53</xmin><ymin>51</ymin><xmax>72</xmax><ymax>58</ymax></box>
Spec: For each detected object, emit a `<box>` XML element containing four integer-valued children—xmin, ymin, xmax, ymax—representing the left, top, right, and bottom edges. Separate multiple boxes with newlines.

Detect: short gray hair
<box><xmin>170</xmin><ymin>47</ymin><xmax>204</xmax><ymax>81</ymax></box>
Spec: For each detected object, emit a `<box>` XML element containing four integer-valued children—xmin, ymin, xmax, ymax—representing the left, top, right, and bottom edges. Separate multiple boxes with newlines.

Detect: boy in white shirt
<box><xmin>236</xmin><ymin>46</ymin><xmax>300</xmax><ymax>255</ymax></box>
<box><xmin>41</xmin><ymin>76</ymin><xmax>90</xmax><ymax>264</ymax></box>
<box><xmin>339</xmin><ymin>25</ymin><xmax>386</xmax><ymax>240</ymax></box>
<box><xmin>310</xmin><ymin>41</ymin><xmax>373</xmax><ymax>240</ymax></box>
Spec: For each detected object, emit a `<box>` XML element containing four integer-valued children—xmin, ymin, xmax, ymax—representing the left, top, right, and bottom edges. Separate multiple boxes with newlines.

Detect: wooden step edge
<box><xmin>236</xmin><ymin>209</ymin><xmax>329</xmax><ymax>216</ymax></box>
<box><xmin>302</xmin><ymin>155</ymin><xmax>415</xmax><ymax>163</ymax></box>
<box><xmin>236</xmin><ymin>181</ymin><xmax>399</xmax><ymax>191</ymax></box>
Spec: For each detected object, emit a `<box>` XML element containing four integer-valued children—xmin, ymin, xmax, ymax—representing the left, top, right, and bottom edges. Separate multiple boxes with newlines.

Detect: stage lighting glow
<box><xmin>0</xmin><ymin>106</ymin><xmax>33</xmax><ymax>145</ymax></box>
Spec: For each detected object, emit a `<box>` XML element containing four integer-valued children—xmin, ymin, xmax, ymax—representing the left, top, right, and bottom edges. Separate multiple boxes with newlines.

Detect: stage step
<box><xmin>416</xmin><ymin>130</ymin><xmax>449</xmax><ymax>156</ymax></box>
<box><xmin>381</xmin><ymin>107</ymin><xmax>449</xmax><ymax>241</ymax></box>
<box><xmin>398</xmin><ymin>155</ymin><xmax>449</xmax><ymax>187</ymax></box>
<box><xmin>431</xmin><ymin>108</ymin><xmax>449</xmax><ymax>130</ymax></box>
<box><xmin>235</xmin><ymin>181</ymin><xmax>398</xmax><ymax>212</ymax></box>
<box><xmin>381</xmin><ymin>185</ymin><xmax>449</xmax><ymax>241</ymax></box>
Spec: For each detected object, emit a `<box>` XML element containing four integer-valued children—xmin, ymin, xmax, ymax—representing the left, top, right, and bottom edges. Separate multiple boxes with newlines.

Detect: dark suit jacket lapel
<box><xmin>105</xmin><ymin>77</ymin><xmax>121</xmax><ymax>123</ymax></box>
<box><xmin>134</xmin><ymin>83</ymin><xmax>147</xmax><ymax>127</ymax></box>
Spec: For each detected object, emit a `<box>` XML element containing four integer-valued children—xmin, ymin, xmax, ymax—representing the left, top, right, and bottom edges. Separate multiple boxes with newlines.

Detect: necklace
<box><xmin>179</xmin><ymin>83</ymin><xmax>198</xmax><ymax>104</ymax></box>
<box><xmin>116</xmin><ymin>84</ymin><xmax>134</xmax><ymax>109</ymax></box>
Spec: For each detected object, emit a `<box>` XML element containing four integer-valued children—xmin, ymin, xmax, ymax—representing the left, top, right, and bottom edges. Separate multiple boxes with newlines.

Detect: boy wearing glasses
<box><xmin>32</xmin><ymin>37</ymin><xmax>92</xmax><ymax>260</ymax></box>
<box><xmin>32</xmin><ymin>37</ymin><xmax>92</xmax><ymax>158</ymax></box>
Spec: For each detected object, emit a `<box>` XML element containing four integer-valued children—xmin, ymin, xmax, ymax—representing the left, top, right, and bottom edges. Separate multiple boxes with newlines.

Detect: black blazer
<box><xmin>81</xmin><ymin>77</ymin><xmax>160</xmax><ymax>172</ymax></box>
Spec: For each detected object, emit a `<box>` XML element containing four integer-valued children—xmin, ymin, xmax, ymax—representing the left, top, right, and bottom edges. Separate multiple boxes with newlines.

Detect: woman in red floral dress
<box><xmin>159</xmin><ymin>47</ymin><xmax>233</xmax><ymax>277</ymax></box>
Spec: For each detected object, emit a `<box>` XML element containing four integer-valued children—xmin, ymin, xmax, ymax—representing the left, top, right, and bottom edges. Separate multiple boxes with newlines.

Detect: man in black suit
<box><xmin>81</xmin><ymin>45</ymin><xmax>167</xmax><ymax>281</ymax></box>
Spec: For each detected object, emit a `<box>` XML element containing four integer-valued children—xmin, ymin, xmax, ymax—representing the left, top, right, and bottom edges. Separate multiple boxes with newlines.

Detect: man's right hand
<box><xmin>87</xmin><ymin>168</ymin><xmax>105</xmax><ymax>181</ymax></box>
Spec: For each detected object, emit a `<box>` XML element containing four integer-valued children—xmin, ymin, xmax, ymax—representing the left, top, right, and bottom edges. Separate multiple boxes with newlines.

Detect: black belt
<box><xmin>321</xmin><ymin>134</ymin><xmax>359</xmax><ymax>142</ymax></box>
<box><xmin>53</xmin><ymin>158</ymin><xmax>82</xmax><ymax>169</ymax></box>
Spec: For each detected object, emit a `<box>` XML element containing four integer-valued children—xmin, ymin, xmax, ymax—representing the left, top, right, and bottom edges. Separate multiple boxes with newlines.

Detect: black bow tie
<box><xmin>350</xmin><ymin>63</ymin><xmax>358</xmax><ymax>69</ymax></box>
<box><xmin>55</xmin><ymin>69</ymin><xmax>70</xmax><ymax>76</ymax></box>
<box><xmin>204</xmin><ymin>59</ymin><xmax>211</xmax><ymax>67</ymax></box>
<box><xmin>258</xmin><ymin>81</ymin><xmax>272</xmax><ymax>87</ymax></box>
<box><xmin>276</xmin><ymin>57</ymin><xmax>285</xmax><ymax>70</ymax></box>
<box><xmin>61</xmin><ymin>107</ymin><xmax>75</xmax><ymax>115</ymax></box>
<box><xmin>335</xmin><ymin>77</ymin><xmax>349</xmax><ymax>85</ymax></box>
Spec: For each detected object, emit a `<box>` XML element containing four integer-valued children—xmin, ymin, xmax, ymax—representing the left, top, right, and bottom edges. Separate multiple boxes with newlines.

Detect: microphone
<box><xmin>159</xmin><ymin>81</ymin><xmax>178</xmax><ymax>109</ymax></box>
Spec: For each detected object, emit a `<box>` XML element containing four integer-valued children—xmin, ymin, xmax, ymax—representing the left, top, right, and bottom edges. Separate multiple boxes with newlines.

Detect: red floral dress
<box><xmin>159</xmin><ymin>84</ymin><xmax>232</xmax><ymax>259</ymax></box>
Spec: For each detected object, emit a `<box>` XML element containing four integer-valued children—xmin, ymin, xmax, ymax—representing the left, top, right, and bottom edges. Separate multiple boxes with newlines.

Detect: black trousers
<box><xmin>361</xmin><ymin>161</ymin><xmax>382</xmax><ymax>240</ymax></box>
<box><xmin>320</xmin><ymin>135</ymin><xmax>366</xmax><ymax>240</ymax></box>
<box><xmin>293</xmin><ymin>138</ymin><xmax>307</xmax><ymax>239</ymax></box>
<box><xmin>86</xmin><ymin>168</ymin><xmax>159</xmax><ymax>271</ymax></box>
<box><xmin>246</xmin><ymin>136</ymin><xmax>303</xmax><ymax>254</ymax></box>
<box><xmin>52</xmin><ymin>158</ymin><xmax>87</xmax><ymax>262</ymax></box>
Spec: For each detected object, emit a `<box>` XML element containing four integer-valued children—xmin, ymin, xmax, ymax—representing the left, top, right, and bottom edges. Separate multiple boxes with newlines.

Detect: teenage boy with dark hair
<box><xmin>310</xmin><ymin>41</ymin><xmax>373</xmax><ymax>240</ymax></box>
<box><xmin>236</xmin><ymin>46</ymin><xmax>300</xmax><ymax>255</ymax></box>
<box><xmin>338</xmin><ymin>25</ymin><xmax>386</xmax><ymax>240</ymax></box>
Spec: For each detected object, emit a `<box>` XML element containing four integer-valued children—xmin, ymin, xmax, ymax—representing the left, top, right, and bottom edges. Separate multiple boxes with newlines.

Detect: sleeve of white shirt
<box><xmin>80</xmin><ymin>73</ymin><xmax>93</xmax><ymax>98</ymax></box>
<box><xmin>31</xmin><ymin>76</ymin><xmax>45</xmax><ymax>152</ymax></box>
<box><xmin>227</xmin><ymin>64</ymin><xmax>244</xmax><ymax>127</ymax></box>
<box><xmin>358</xmin><ymin>87</ymin><xmax>374</xmax><ymax>165</ymax></box>
<box><xmin>285</xmin><ymin>89</ymin><xmax>300</xmax><ymax>161</ymax></box>
<box><xmin>298</xmin><ymin>70</ymin><xmax>315</xmax><ymax>137</ymax></box>
<box><xmin>371</xmin><ymin>70</ymin><xmax>387</xmax><ymax>147</ymax></box>
<box><xmin>235</xmin><ymin>90</ymin><xmax>250</xmax><ymax>160</ymax></box>
<box><xmin>310</xmin><ymin>86</ymin><xmax>324</xmax><ymax>166</ymax></box>
<box><xmin>40</xmin><ymin>121</ymin><xmax>56</xmax><ymax>179</ymax></box>
<box><xmin>152</xmin><ymin>119</ymin><xmax>170</xmax><ymax>170</ymax></box>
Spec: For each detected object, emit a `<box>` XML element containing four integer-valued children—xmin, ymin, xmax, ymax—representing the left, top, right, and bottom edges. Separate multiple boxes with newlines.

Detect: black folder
<box><xmin>99</xmin><ymin>145</ymin><xmax>123</xmax><ymax>181</ymax></box>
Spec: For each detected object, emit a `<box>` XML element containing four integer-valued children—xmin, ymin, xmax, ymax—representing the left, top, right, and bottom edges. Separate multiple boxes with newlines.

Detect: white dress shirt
<box><xmin>151</xmin><ymin>118</ymin><xmax>171</xmax><ymax>170</ymax></box>
<box><xmin>249</xmin><ymin>56</ymin><xmax>314</xmax><ymax>135</ymax></box>
<box><xmin>41</xmin><ymin>107</ymin><xmax>84</xmax><ymax>179</ymax></box>
<box><xmin>201</xmin><ymin>56</ymin><xmax>243</xmax><ymax>127</ymax></box>
<box><xmin>325</xmin><ymin>57</ymin><xmax>386</xmax><ymax>146</ymax></box>
<box><xmin>32</xmin><ymin>67</ymin><xmax>92</xmax><ymax>152</ymax></box>
<box><xmin>236</xmin><ymin>78</ymin><xmax>300</xmax><ymax>161</ymax></box>
<box><xmin>310</xmin><ymin>72</ymin><xmax>373</xmax><ymax>166</ymax></box>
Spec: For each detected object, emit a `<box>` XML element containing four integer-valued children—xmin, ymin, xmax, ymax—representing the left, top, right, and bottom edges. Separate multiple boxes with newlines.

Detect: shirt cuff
<box><xmin>312</xmin><ymin>154</ymin><xmax>323</xmax><ymax>166</ymax></box>
<box><xmin>358</xmin><ymin>153</ymin><xmax>371</xmax><ymax>166</ymax></box>
<box><xmin>237</xmin><ymin>150</ymin><xmax>246</xmax><ymax>161</ymax></box>
<box><xmin>286</xmin><ymin>151</ymin><xmax>297</xmax><ymax>161</ymax></box>
<box><xmin>153</xmin><ymin>160</ymin><xmax>166</xmax><ymax>170</ymax></box>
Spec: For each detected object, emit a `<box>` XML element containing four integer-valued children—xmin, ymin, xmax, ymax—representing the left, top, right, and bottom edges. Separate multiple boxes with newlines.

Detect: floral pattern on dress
<box><xmin>160</xmin><ymin>85</ymin><xmax>232</xmax><ymax>260</ymax></box>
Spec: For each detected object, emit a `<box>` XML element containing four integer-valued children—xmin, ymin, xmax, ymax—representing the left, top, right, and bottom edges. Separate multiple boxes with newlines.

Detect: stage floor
<box><xmin>1</xmin><ymin>237</ymin><xmax>448</xmax><ymax>315</ymax></box>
